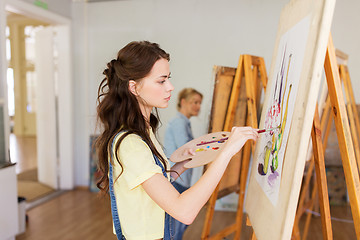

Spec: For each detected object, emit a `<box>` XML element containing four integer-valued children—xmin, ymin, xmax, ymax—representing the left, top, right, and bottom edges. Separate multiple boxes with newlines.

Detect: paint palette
<box><xmin>170</xmin><ymin>131</ymin><xmax>230</xmax><ymax>168</ymax></box>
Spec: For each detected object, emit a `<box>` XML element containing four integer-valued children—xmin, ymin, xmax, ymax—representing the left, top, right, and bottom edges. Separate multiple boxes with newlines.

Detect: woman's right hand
<box><xmin>222</xmin><ymin>126</ymin><xmax>259</xmax><ymax>159</ymax></box>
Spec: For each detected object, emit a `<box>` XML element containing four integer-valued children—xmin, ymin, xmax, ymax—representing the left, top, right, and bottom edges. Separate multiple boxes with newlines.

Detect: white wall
<box><xmin>73</xmin><ymin>0</ymin><xmax>360</xmax><ymax>186</ymax></box>
<box><xmin>72</xmin><ymin>1</ymin><xmax>90</xmax><ymax>187</ymax></box>
<box><xmin>86</xmin><ymin>0</ymin><xmax>288</xmax><ymax>139</ymax></box>
<box><xmin>77</xmin><ymin>0</ymin><xmax>288</xmax><ymax>188</ymax></box>
<box><xmin>331</xmin><ymin>0</ymin><xmax>360</xmax><ymax>98</ymax></box>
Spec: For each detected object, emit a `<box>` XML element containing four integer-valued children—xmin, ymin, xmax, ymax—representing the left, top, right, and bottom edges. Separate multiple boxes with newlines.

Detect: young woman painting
<box><xmin>96</xmin><ymin>40</ymin><xmax>258</xmax><ymax>240</ymax></box>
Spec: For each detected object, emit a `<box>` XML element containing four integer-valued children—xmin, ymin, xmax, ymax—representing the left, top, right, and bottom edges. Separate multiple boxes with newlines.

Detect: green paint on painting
<box><xmin>34</xmin><ymin>0</ymin><xmax>48</xmax><ymax>10</ymax></box>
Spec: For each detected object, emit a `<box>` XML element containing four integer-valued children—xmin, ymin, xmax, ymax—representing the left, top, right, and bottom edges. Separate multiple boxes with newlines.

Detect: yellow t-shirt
<box><xmin>111</xmin><ymin>130</ymin><xmax>169</xmax><ymax>240</ymax></box>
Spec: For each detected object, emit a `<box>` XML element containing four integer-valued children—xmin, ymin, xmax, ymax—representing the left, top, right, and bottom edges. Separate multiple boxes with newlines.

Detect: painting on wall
<box><xmin>255</xmin><ymin>16</ymin><xmax>310</xmax><ymax>206</ymax></box>
<box><xmin>245</xmin><ymin>0</ymin><xmax>336</xmax><ymax>239</ymax></box>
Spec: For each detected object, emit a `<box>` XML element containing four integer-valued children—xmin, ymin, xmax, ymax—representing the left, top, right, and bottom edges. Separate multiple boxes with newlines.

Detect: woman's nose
<box><xmin>167</xmin><ymin>80</ymin><xmax>174</xmax><ymax>91</ymax></box>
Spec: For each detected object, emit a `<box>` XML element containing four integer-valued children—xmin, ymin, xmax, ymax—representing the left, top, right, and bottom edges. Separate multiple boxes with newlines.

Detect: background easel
<box><xmin>291</xmin><ymin>97</ymin><xmax>333</xmax><ymax>240</ymax></box>
<box><xmin>284</xmin><ymin>35</ymin><xmax>360</xmax><ymax>240</ymax></box>
<box><xmin>292</xmin><ymin>45</ymin><xmax>360</xmax><ymax>240</ymax></box>
<box><xmin>201</xmin><ymin>55</ymin><xmax>267</xmax><ymax>240</ymax></box>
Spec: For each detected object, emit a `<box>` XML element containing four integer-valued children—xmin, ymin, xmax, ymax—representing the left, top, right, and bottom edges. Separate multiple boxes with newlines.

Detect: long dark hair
<box><xmin>96</xmin><ymin>41</ymin><xmax>170</xmax><ymax>194</ymax></box>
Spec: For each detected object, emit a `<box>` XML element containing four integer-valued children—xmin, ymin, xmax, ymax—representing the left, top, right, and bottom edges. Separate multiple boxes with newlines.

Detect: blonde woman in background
<box><xmin>164</xmin><ymin>88</ymin><xmax>203</xmax><ymax>240</ymax></box>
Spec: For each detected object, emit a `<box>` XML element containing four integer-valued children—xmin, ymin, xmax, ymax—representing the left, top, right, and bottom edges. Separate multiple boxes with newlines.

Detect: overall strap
<box><xmin>151</xmin><ymin>154</ymin><xmax>174</xmax><ymax>240</ymax></box>
<box><xmin>152</xmin><ymin>152</ymin><xmax>168</xmax><ymax>178</ymax></box>
<box><xmin>109</xmin><ymin>132</ymin><xmax>125</xmax><ymax>240</ymax></box>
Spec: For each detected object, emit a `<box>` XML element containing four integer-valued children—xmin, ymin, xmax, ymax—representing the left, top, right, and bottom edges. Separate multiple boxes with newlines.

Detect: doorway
<box><xmin>6</xmin><ymin>12</ymin><xmax>56</xmax><ymax>202</ymax></box>
<box><xmin>2</xmin><ymin>1</ymin><xmax>74</xmax><ymax>195</ymax></box>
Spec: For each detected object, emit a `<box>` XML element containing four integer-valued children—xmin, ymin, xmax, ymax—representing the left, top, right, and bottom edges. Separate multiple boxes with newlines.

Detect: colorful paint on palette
<box><xmin>196</xmin><ymin>137</ymin><xmax>229</xmax><ymax>146</ymax></box>
<box><xmin>196</xmin><ymin>148</ymin><xmax>205</xmax><ymax>152</ymax></box>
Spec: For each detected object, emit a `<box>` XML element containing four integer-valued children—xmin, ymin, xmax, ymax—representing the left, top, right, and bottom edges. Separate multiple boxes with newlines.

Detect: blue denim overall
<box><xmin>109</xmin><ymin>133</ymin><xmax>175</xmax><ymax>240</ymax></box>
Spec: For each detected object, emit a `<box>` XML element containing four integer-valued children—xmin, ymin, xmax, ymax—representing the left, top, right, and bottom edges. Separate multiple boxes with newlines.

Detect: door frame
<box><xmin>0</xmin><ymin>0</ymin><xmax>74</xmax><ymax>189</ymax></box>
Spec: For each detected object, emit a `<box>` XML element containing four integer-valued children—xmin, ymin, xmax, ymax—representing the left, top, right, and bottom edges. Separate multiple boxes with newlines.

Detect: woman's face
<box><xmin>182</xmin><ymin>93</ymin><xmax>202</xmax><ymax>118</ymax></box>
<box><xmin>135</xmin><ymin>58</ymin><xmax>174</xmax><ymax>116</ymax></box>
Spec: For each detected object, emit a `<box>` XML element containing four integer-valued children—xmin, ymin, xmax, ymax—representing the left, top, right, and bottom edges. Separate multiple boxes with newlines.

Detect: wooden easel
<box><xmin>288</xmin><ymin>35</ymin><xmax>360</xmax><ymax>240</ymax></box>
<box><xmin>201</xmin><ymin>55</ymin><xmax>267</xmax><ymax>240</ymax></box>
<box><xmin>293</xmin><ymin>46</ymin><xmax>360</xmax><ymax>239</ymax></box>
<box><xmin>291</xmin><ymin>97</ymin><xmax>333</xmax><ymax>240</ymax></box>
<box><xmin>290</xmin><ymin>104</ymin><xmax>333</xmax><ymax>240</ymax></box>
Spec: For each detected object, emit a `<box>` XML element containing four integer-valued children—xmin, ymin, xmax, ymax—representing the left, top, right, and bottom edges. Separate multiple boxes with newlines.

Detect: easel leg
<box><xmin>233</xmin><ymin>55</ymin><xmax>263</xmax><ymax>239</ymax></box>
<box><xmin>246</xmin><ymin>217</ymin><xmax>257</xmax><ymax>240</ymax></box>
<box><xmin>234</xmin><ymin>141</ymin><xmax>252</xmax><ymax>240</ymax></box>
<box><xmin>324</xmin><ymin>34</ymin><xmax>360</xmax><ymax>239</ymax></box>
<box><xmin>293</xmin><ymin>97</ymin><xmax>333</xmax><ymax>239</ymax></box>
<box><xmin>311</xmin><ymin>107</ymin><xmax>333</xmax><ymax>239</ymax></box>
<box><xmin>201</xmin><ymin>185</ymin><xmax>219</xmax><ymax>240</ymax></box>
<box><xmin>296</xmin><ymin>107</ymin><xmax>334</xmax><ymax>240</ymax></box>
<box><xmin>251</xmin><ymin>232</ymin><xmax>257</xmax><ymax>240</ymax></box>
<box><xmin>302</xmin><ymin>183</ymin><xmax>317</xmax><ymax>240</ymax></box>
<box><xmin>292</xmin><ymin>158</ymin><xmax>315</xmax><ymax>240</ymax></box>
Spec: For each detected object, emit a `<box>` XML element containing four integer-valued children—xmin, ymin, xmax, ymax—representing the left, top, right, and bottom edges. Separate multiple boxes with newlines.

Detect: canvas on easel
<box><xmin>245</xmin><ymin>0</ymin><xmax>336</xmax><ymax>239</ymax></box>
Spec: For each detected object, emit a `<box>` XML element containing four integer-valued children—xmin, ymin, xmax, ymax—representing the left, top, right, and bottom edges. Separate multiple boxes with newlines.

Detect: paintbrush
<box><xmin>257</xmin><ymin>126</ymin><xmax>280</xmax><ymax>133</ymax></box>
<box><xmin>196</xmin><ymin>126</ymin><xmax>280</xmax><ymax>146</ymax></box>
<box><xmin>196</xmin><ymin>137</ymin><xmax>228</xmax><ymax>146</ymax></box>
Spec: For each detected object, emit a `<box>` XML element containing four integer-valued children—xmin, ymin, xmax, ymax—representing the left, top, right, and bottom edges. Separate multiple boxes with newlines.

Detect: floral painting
<box><xmin>255</xmin><ymin>16</ymin><xmax>311</xmax><ymax>205</ymax></box>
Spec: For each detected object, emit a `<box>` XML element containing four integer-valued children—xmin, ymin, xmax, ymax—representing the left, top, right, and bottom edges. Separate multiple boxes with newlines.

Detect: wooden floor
<box><xmin>9</xmin><ymin>134</ymin><xmax>37</xmax><ymax>174</ymax></box>
<box><xmin>15</xmin><ymin>189</ymin><xmax>356</xmax><ymax>240</ymax></box>
<box><xmin>10</xmin><ymin>132</ymin><xmax>357</xmax><ymax>239</ymax></box>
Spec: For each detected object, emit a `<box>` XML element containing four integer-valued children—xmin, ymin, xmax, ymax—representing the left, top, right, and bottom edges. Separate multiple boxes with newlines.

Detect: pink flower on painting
<box><xmin>265</xmin><ymin>103</ymin><xmax>281</xmax><ymax>129</ymax></box>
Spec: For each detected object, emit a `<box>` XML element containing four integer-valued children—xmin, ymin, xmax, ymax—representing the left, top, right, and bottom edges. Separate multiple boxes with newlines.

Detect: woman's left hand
<box><xmin>169</xmin><ymin>147</ymin><xmax>195</xmax><ymax>164</ymax></box>
<box><xmin>169</xmin><ymin>148</ymin><xmax>195</xmax><ymax>178</ymax></box>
